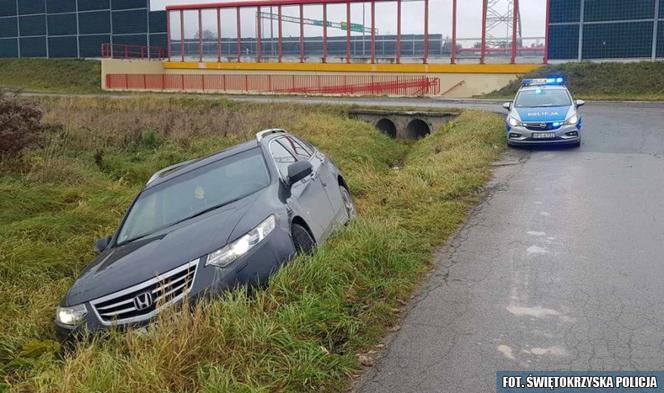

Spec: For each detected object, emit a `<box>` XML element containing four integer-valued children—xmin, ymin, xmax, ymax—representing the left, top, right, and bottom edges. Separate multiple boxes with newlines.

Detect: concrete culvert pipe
<box><xmin>376</xmin><ymin>118</ymin><xmax>397</xmax><ymax>138</ymax></box>
<box><xmin>406</xmin><ymin>119</ymin><xmax>431</xmax><ymax>139</ymax></box>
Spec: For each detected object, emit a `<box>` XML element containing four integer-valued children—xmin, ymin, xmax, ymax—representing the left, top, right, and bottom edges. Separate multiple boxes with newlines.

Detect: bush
<box><xmin>0</xmin><ymin>93</ymin><xmax>48</xmax><ymax>156</ymax></box>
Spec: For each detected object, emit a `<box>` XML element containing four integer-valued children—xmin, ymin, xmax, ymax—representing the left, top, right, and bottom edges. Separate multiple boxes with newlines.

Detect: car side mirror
<box><xmin>287</xmin><ymin>161</ymin><xmax>313</xmax><ymax>187</ymax></box>
<box><xmin>502</xmin><ymin>102</ymin><xmax>511</xmax><ymax>111</ymax></box>
<box><xmin>95</xmin><ymin>236</ymin><xmax>112</xmax><ymax>253</ymax></box>
<box><xmin>576</xmin><ymin>99</ymin><xmax>585</xmax><ymax>107</ymax></box>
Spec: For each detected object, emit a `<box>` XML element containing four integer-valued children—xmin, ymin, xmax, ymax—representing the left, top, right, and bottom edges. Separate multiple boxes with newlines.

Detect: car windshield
<box><xmin>515</xmin><ymin>88</ymin><xmax>572</xmax><ymax>108</ymax></box>
<box><xmin>116</xmin><ymin>148</ymin><xmax>270</xmax><ymax>245</ymax></box>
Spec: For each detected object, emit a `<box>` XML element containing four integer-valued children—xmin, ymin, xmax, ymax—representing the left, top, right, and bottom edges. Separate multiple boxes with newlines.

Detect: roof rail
<box><xmin>146</xmin><ymin>159</ymin><xmax>196</xmax><ymax>186</ymax></box>
<box><xmin>256</xmin><ymin>128</ymin><xmax>286</xmax><ymax>142</ymax></box>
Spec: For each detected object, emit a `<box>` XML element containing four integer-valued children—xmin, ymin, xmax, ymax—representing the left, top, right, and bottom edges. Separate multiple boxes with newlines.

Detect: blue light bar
<box><xmin>522</xmin><ymin>76</ymin><xmax>565</xmax><ymax>87</ymax></box>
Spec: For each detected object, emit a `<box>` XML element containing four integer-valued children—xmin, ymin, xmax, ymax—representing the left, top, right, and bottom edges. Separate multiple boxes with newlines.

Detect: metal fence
<box><xmin>165</xmin><ymin>0</ymin><xmax>547</xmax><ymax>65</ymax></box>
<box><xmin>106</xmin><ymin>73</ymin><xmax>440</xmax><ymax>96</ymax></box>
<box><xmin>101</xmin><ymin>43</ymin><xmax>166</xmax><ymax>59</ymax></box>
<box><xmin>548</xmin><ymin>0</ymin><xmax>664</xmax><ymax>60</ymax></box>
<box><xmin>1</xmin><ymin>0</ymin><xmax>549</xmax><ymax>63</ymax></box>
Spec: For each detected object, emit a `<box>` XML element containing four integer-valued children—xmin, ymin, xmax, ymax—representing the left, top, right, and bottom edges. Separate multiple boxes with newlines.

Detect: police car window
<box><xmin>283</xmin><ymin>136</ymin><xmax>313</xmax><ymax>160</ymax></box>
<box><xmin>515</xmin><ymin>89</ymin><xmax>572</xmax><ymax>108</ymax></box>
<box><xmin>269</xmin><ymin>140</ymin><xmax>297</xmax><ymax>179</ymax></box>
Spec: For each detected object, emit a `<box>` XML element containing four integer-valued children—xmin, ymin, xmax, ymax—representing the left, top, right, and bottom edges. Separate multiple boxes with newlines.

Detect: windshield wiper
<box><xmin>116</xmin><ymin>232</ymin><xmax>153</xmax><ymax>247</ymax></box>
<box><xmin>170</xmin><ymin>197</ymin><xmax>244</xmax><ymax>227</ymax></box>
<box><xmin>117</xmin><ymin>198</ymin><xmax>242</xmax><ymax>247</ymax></box>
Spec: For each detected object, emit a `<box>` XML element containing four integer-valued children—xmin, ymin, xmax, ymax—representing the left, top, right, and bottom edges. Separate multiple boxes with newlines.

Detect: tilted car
<box><xmin>55</xmin><ymin>129</ymin><xmax>355</xmax><ymax>340</ymax></box>
<box><xmin>503</xmin><ymin>77</ymin><xmax>585</xmax><ymax>147</ymax></box>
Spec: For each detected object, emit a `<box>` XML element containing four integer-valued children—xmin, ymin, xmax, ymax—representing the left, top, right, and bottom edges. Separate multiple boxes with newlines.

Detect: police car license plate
<box><xmin>532</xmin><ymin>132</ymin><xmax>555</xmax><ymax>139</ymax></box>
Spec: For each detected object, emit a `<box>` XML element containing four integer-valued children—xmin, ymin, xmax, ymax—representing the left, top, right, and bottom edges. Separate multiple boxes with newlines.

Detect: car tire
<box><xmin>339</xmin><ymin>185</ymin><xmax>357</xmax><ymax>222</ymax></box>
<box><xmin>292</xmin><ymin>223</ymin><xmax>315</xmax><ymax>254</ymax></box>
<box><xmin>572</xmin><ymin>140</ymin><xmax>581</xmax><ymax>148</ymax></box>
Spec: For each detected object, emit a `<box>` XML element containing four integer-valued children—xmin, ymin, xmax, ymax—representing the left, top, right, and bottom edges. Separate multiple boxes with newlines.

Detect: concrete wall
<box><xmin>100</xmin><ymin>59</ymin><xmax>166</xmax><ymax>89</ymax></box>
<box><xmin>160</xmin><ymin>70</ymin><xmax>519</xmax><ymax>98</ymax></box>
<box><xmin>101</xmin><ymin>59</ymin><xmax>540</xmax><ymax>97</ymax></box>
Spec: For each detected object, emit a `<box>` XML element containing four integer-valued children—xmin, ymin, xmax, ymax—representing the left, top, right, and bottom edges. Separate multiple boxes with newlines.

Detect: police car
<box><xmin>503</xmin><ymin>77</ymin><xmax>584</xmax><ymax>147</ymax></box>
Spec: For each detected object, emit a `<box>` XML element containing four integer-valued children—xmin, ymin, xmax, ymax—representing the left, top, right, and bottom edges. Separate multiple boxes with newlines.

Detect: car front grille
<box><xmin>524</xmin><ymin>122</ymin><xmax>559</xmax><ymax>131</ymax></box>
<box><xmin>90</xmin><ymin>260</ymin><xmax>198</xmax><ymax>326</ymax></box>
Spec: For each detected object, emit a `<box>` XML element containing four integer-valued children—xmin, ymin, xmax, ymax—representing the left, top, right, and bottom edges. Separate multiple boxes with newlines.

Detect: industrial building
<box><xmin>548</xmin><ymin>0</ymin><xmax>664</xmax><ymax>60</ymax></box>
<box><xmin>0</xmin><ymin>0</ymin><xmax>166</xmax><ymax>58</ymax></box>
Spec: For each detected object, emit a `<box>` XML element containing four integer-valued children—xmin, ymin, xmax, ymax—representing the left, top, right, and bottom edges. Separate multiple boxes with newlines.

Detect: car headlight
<box><xmin>565</xmin><ymin>114</ymin><xmax>578</xmax><ymax>125</ymax></box>
<box><xmin>55</xmin><ymin>304</ymin><xmax>87</xmax><ymax>326</ymax></box>
<box><xmin>508</xmin><ymin>116</ymin><xmax>522</xmax><ymax>127</ymax></box>
<box><xmin>206</xmin><ymin>215</ymin><xmax>276</xmax><ymax>268</ymax></box>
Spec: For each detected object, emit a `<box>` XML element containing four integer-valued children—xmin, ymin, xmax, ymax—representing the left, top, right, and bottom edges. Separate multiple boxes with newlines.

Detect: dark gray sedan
<box><xmin>55</xmin><ymin>129</ymin><xmax>355</xmax><ymax>339</ymax></box>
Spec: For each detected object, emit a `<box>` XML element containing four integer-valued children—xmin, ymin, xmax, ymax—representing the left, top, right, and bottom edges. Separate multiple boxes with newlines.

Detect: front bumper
<box><xmin>55</xmin><ymin>225</ymin><xmax>295</xmax><ymax>341</ymax></box>
<box><xmin>506</xmin><ymin>124</ymin><xmax>580</xmax><ymax>146</ymax></box>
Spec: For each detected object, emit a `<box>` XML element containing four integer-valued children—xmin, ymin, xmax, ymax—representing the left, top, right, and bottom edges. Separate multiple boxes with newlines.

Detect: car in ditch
<box><xmin>503</xmin><ymin>77</ymin><xmax>584</xmax><ymax>147</ymax></box>
<box><xmin>55</xmin><ymin>129</ymin><xmax>355</xmax><ymax>340</ymax></box>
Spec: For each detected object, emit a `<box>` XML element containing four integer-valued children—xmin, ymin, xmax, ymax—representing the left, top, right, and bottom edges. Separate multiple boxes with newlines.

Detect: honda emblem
<box><xmin>133</xmin><ymin>291</ymin><xmax>154</xmax><ymax>310</ymax></box>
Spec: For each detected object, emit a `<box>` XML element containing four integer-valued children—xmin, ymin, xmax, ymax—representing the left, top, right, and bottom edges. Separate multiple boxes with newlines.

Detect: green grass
<box><xmin>0</xmin><ymin>59</ymin><xmax>101</xmax><ymax>94</ymax></box>
<box><xmin>0</xmin><ymin>96</ymin><xmax>504</xmax><ymax>392</ymax></box>
<box><xmin>484</xmin><ymin>61</ymin><xmax>664</xmax><ymax>101</ymax></box>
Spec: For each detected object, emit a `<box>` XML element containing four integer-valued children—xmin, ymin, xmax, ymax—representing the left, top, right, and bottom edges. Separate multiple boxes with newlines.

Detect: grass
<box><xmin>0</xmin><ymin>96</ymin><xmax>505</xmax><ymax>392</ymax></box>
<box><xmin>484</xmin><ymin>61</ymin><xmax>664</xmax><ymax>101</ymax></box>
<box><xmin>0</xmin><ymin>59</ymin><xmax>101</xmax><ymax>94</ymax></box>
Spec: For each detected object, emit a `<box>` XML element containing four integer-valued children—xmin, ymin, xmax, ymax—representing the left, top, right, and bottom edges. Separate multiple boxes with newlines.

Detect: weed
<box><xmin>0</xmin><ymin>93</ymin><xmax>49</xmax><ymax>157</ymax></box>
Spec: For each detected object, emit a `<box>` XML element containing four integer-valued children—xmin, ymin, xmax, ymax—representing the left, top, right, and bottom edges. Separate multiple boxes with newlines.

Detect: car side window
<box><xmin>283</xmin><ymin>136</ymin><xmax>314</xmax><ymax>160</ymax></box>
<box><xmin>269</xmin><ymin>139</ymin><xmax>297</xmax><ymax>179</ymax></box>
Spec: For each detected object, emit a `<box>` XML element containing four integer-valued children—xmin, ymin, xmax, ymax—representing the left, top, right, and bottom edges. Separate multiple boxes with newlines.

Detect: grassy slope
<box><xmin>0</xmin><ymin>59</ymin><xmax>101</xmax><ymax>94</ymax></box>
<box><xmin>484</xmin><ymin>61</ymin><xmax>664</xmax><ymax>101</ymax></box>
<box><xmin>1</xmin><ymin>96</ymin><xmax>504</xmax><ymax>392</ymax></box>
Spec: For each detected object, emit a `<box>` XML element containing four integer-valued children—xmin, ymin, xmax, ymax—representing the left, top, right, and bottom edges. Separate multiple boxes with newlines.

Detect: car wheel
<box><xmin>340</xmin><ymin>186</ymin><xmax>357</xmax><ymax>221</ymax></box>
<box><xmin>292</xmin><ymin>223</ymin><xmax>315</xmax><ymax>254</ymax></box>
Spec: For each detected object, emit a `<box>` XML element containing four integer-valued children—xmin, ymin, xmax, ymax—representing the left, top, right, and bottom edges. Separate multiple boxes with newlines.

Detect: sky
<box><xmin>150</xmin><ymin>0</ymin><xmax>545</xmax><ymax>43</ymax></box>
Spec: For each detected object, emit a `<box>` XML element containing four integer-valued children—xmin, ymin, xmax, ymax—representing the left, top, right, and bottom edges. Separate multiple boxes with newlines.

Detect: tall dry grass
<box><xmin>1</xmin><ymin>96</ymin><xmax>504</xmax><ymax>392</ymax></box>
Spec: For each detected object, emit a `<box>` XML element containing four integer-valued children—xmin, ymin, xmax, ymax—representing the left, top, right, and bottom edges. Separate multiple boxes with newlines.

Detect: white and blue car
<box><xmin>503</xmin><ymin>77</ymin><xmax>584</xmax><ymax>147</ymax></box>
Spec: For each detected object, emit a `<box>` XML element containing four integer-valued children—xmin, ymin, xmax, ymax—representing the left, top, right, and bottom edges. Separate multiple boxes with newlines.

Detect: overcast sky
<box><xmin>151</xmin><ymin>0</ymin><xmax>545</xmax><ymax>42</ymax></box>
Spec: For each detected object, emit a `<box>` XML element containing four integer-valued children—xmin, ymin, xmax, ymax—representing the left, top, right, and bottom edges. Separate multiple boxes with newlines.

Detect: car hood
<box><xmin>513</xmin><ymin>106</ymin><xmax>572</xmax><ymax>122</ymax></box>
<box><xmin>65</xmin><ymin>193</ymin><xmax>261</xmax><ymax>305</ymax></box>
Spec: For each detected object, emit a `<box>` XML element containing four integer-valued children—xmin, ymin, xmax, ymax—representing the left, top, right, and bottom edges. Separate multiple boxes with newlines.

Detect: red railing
<box><xmin>101</xmin><ymin>43</ymin><xmax>167</xmax><ymax>60</ymax></box>
<box><xmin>165</xmin><ymin>0</ymin><xmax>547</xmax><ymax>65</ymax></box>
<box><xmin>278</xmin><ymin>76</ymin><xmax>439</xmax><ymax>96</ymax></box>
<box><xmin>105</xmin><ymin>74</ymin><xmax>440</xmax><ymax>96</ymax></box>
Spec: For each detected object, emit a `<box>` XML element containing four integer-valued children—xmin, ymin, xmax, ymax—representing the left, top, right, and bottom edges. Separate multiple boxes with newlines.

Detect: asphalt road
<box><xmin>351</xmin><ymin>101</ymin><xmax>664</xmax><ymax>392</ymax></box>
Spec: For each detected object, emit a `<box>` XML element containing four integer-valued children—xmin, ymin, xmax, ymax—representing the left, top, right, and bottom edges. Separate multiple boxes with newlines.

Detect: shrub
<box><xmin>0</xmin><ymin>93</ymin><xmax>48</xmax><ymax>157</ymax></box>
